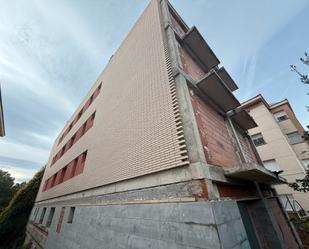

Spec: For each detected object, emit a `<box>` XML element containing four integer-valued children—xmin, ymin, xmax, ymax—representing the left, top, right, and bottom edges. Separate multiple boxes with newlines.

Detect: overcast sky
<box><xmin>0</xmin><ymin>0</ymin><xmax>308</xmax><ymax>182</ymax></box>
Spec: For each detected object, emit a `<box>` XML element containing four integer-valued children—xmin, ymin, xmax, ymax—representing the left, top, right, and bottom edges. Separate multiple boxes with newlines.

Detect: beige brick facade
<box><xmin>37</xmin><ymin>0</ymin><xmax>189</xmax><ymax>201</ymax></box>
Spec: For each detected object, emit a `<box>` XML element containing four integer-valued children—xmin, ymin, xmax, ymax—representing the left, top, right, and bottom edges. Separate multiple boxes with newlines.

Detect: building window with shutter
<box><xmin>287</xmin><ymin>132</ymin><xmax>304</xmax><ymax>145</ymax></box>
<box><xmin>273</xmin><ymin>111</ymin><xmax>288</xmax><ymax>122</ymax></box>
<box><xmin>251</xmin><ymin>133</ymin><xmax>266</xmax><ymax>146</ymax></box>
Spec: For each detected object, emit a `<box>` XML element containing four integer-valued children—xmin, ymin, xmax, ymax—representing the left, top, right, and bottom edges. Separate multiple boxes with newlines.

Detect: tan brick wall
<box><xmin>37</xmin><ymin>0</ymin><xmax>189</xmax><ymax>201</ymax></box>
<box><xmin>270</xmin><ymin>103</ymin><xmax>305</xmax><ymax>134</ymax></box>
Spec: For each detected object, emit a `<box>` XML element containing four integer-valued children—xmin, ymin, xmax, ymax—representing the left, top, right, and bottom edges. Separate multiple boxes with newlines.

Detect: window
<box><xmin>77</xmin><ymin>109</ymin><xmax>83</xmax><ymax>120</ymax></box>
<box><xmin>71</xmin><ymin>158</ymin><xmax>78</xmax><ymax>178</ymax></box>
<box><xmin>274</xmin><ymin>111</ymin><xmax>288</xmax><ymax>122</ymax></box>
<box><xmin>59</xmin><ymin>167</ymin><xmax>67</xmax><ymax>183</ymax></box>
<box><xmin>89</xmin><ymin>94</ymin><xmax>94</xmax><ymax>105</ymax></box>
<box><xmin>39</xmin><ymin>208</ymin><xmax>46</xmax><ymax>224</ymax></box>
<box><xmin>68</xmin><ymin>135</ymin><xmax>75</xmax><ymax>150</ymax></box>
<box><xmin>50</xmin><ymin>174</ymin><xmax>56</xmax><ymax>187</ymax></box>
<box><xmin>43</xmin><ymin>180</ymin><xmax>48</xmax><ymax>191</ymax></box>
<box><xmin>81</xmin><ymin>151</ymin><xmax>87</xmax><ymax>164</ymax></box>
<box><xmin>33</xmin><ymin>208</ymin><xmax>39</xmax><ymax>221</ymax></box>
<box><xmin>81</xmin><ymin>122</ymin><xmax>87</xmax><ymax>136</ymax></box>
<box><xmin>263</xmin><ymin>159</ymin><xmax>281</xmax><ymax>172</ymax></box>
<box><xmin>60</xmin><ymin>147</ymin><xmax>65</xmax><ymax>157</ymax></box>
<box><xmin>67</xmin><ymin>207</ymin><xmax>75</xmax><ymax>223</ymax></box>
<box><xmin>287</xmin><ymin>132</ymin><xmax>304</xmax><ymax>145</ymax></box>
<box><xmin>46</xmin><ymin>208</ymin><xmax>55</xmax><ymax>227</ymax></box>
<box><xmin>251</xmin><ymin>133</ymin><xmax>266</xmax><ymax>146</ymax></box>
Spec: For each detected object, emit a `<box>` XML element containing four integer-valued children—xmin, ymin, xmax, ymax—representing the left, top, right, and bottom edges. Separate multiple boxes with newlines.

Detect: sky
<box><xmin>0</xmin><ymin>0</ymin><xmax>308</xmax><ymax>183</ymax></box>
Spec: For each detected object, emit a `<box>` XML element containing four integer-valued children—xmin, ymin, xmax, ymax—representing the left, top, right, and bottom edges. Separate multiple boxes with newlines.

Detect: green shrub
<box><xmin>0</xmin><ymin>167</ymin><xmax>44</xmax><ymax>249</ymax></box>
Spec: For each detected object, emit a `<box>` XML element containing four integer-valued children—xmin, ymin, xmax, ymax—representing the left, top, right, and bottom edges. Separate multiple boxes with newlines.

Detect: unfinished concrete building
<box><xmin>26</xmin><ymin>1</ymin><xmax>303</xmax><ymax>248</ymax></box>
<box><xmin>242</xmin><ymin>95</ymin><xmax>309</xmax><ymax>213</ymax></box>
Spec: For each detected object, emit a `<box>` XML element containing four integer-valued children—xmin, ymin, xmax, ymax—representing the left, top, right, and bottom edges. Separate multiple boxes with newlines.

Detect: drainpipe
<box><xmin>226</xmin><ymin>115</ymin><xmax>247</xmax><ymax>163</ymax></box>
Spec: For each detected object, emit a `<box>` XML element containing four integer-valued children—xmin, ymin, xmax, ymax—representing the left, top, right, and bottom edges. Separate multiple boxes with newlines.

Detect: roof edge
<box><xmin>241</xmin><ymin>94</ymin><xmax>270</xmax><ymax>109</ymax></box>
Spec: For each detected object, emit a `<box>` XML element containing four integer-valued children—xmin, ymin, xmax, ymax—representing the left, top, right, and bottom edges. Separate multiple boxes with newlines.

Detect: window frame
<box><xmin>251</xmin><ymin>133</ymin><xmax>266</xmax><ymax>147</ymax></box>
<box><xmin>274</xmin><ymin>111</ymin><xmax>289</xmax><ymax>122</ymax></box>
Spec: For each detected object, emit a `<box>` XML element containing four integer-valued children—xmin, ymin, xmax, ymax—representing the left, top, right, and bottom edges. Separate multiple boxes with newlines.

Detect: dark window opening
<box><xmin>39</xmin><ymin>208</ymin><xmax>46</xmax><ymax>224</ymax></box>
<box><xmin>46</xmin><ymin>207</ymin><xmax>55</xmax><ymax>227</ymax></box>
<box><xmin>67</xmin><ymin>207</ymin><xmax>75</xmax><ymax>224</ymax></box>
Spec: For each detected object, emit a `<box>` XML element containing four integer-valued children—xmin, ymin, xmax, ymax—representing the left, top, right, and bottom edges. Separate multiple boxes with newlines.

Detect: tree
<box><xmin>0</xmin><ymin>170</ymin><xmax>15</xmax><ymax>212</ymax></box>
<box><xmin>289</xmin><ymin>168</ymin><xmax>309</xmax><ymax>193</ymax></box>
<box><xmin>0</xmin><ymin>167</ymin><xmax>44</xmax><ymax>249</ymax></box>
<box><xmin>290</xmin><ymin>52</ymin><xmax>309</xmax><ymax>85</ymax></box>
<box><xmin>0</xmin><ymin>170</ymin><xmax>25</xmax><ymax>213</ymax></box>
<box><xmin>289</xmin><ymin>52</ymin><xmax>309</xmax><ymax>192</ymax></box>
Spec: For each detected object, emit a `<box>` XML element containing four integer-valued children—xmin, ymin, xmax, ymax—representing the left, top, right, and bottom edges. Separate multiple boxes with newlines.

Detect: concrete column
<box><xmin>158</xmin><ymin>0</ymin><xmax>217</xmax><ymax>199</ymax></box>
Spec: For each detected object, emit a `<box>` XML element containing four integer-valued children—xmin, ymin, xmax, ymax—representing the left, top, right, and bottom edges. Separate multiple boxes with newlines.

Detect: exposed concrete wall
<box><xmin>34</xmin><ymin>180</ymin><xmax>204</xmax><ymax>207</ymax></box>
<box><xmin>27</xmin><ymin>200</ymin><xmax>251</xmax><ymax>249</ymax></box>
<box><xmin>212</xmin><ymin>201</ymin><xmax>251</xmax><ymax>249</ymax></box>
<box><xmin>26</xmin><ymin>223</ymin><xmax>47</xmax><ymax>249</ymax></box>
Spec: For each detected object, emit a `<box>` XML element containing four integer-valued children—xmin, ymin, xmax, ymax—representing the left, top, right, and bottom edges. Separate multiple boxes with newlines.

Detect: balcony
<box><xmin>231</xmin><ymin>109</ymin><xmax>257</xmax><ymax>130</ymax></box>
<box><xmin>181</xmin><ymin>26</ymin><xmax>220</xmax><ymax>71</ymax></box>
<box><xmin>224</xmin><ymin>162</ymin><xmax>286</xmax><ymax>185</ymax></box>
<box><xmin>196</xmin><ymin>69</ymin><xmax>240</xmax><ymax>112</ymax></box>
<box><xmin>216</xmin><ymin>67</ymin><xmax>238</xmax><ymax>92</ymax></box>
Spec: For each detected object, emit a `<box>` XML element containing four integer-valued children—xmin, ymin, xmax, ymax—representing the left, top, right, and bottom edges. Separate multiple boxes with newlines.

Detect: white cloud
<box><xmin>0</xmin><ymin>139</ymin><xmax>49</xmax><ymax>165</ymax></box>
<box><xmin>0</xmin><ymin>164</ymin><xmax>37</xmax><ymax>183</ymax></box>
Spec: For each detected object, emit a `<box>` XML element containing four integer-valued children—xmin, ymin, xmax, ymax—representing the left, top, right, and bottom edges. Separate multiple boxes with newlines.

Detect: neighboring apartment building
<box><xmin>0</xmin><ymin>85</ymin><xmax>5</xmax><ymax>137</ymax></box>
<box><xmin>242</xmin><ymin>95</ymin><xmax>309</xmax><ymax>212</ymax></box>
<box><xmin>26</xmin><ymin>1</ymin><xmax>302</xmax><ymax>249</ymax></box>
